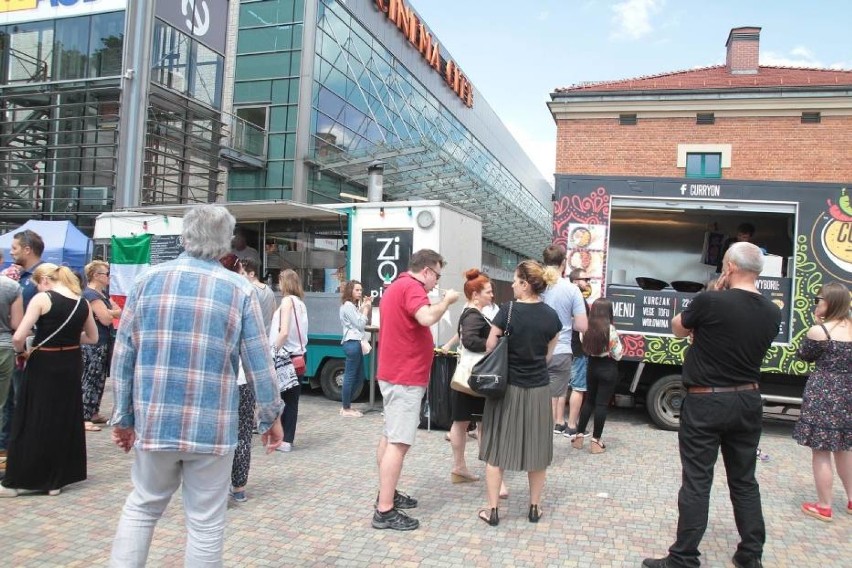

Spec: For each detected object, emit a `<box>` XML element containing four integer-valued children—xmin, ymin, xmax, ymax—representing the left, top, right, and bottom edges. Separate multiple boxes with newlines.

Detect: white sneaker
<box><xmin>275</xmin><ymin>442</ymin><xmax>292</xmax><ymax>453</ymax></box>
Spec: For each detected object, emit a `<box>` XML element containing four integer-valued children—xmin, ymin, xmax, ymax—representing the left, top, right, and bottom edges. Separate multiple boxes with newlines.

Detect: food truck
<box><xmin>95</xmin><ymin>200</ymin><xmax>481</xmax><ymax>401</ymax></box>
<box><xmin>554</xmin><ymin>174</ymin><xmax>852</xmax><ymax>429</ymax></box>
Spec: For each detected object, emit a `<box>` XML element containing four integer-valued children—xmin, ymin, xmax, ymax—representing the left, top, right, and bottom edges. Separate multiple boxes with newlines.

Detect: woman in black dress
<box><xmin>0</xmin><ymin>264</ymin><xmax>98</xmax><ymax>497</ymax></box>
<box><xmin>448</xmin><ymin>269</ymin><xmax>493</xmax><ymax>483</ymax></box>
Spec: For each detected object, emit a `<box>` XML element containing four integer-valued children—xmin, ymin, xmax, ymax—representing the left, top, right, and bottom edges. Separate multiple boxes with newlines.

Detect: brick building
<box><xmin>548</xmin><ymin>27</ymin><xmax>852</xmax><ymax>183</ymax></box>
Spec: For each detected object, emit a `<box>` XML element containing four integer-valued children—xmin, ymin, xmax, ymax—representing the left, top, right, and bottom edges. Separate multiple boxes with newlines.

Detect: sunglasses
<box><xmin>96</xmin><ymin>271</ymin><xmax>110</xmax><ymax>276</ymax></box>
<box><xmin>812</xmin><ymin>296</ymin><xmax>823</xmax><ymax>305</ymax></box>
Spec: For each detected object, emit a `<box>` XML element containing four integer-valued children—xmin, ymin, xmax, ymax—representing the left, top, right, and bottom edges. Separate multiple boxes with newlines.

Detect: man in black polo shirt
<box><xmin>644</xmin><ymin>242</ymin><xmax>781</xmax><ymax>568</ymax></box>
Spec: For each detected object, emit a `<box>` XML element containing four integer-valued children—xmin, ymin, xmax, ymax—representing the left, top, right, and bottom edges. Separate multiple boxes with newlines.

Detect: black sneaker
<box><xmin>642</xmin><ymin>557</ymin><xmax>679</xmax><ymax>568</ymax></box>
<box><xmin>372</xmin><ymin>507</ymin><xmax>419</xmax><ymax>531</ymax></box>
<box><xmin>393</xmin><ymin>490</ymin><xmax>418</xmax><ymax>509</ymax></box>
<box><xmin>553</xmin><ymin>423</ymin><xmax>567</xmax><ymax>434</ymax></box>
<box><xmin>375</xmin><ymin>490</ymin><xmax>418</xmax><ymax>510</ymax></box>
<box><xmin>733</xmin><ymin>555</ymin><xmax>763</xmax><ymax>568</ymax></box>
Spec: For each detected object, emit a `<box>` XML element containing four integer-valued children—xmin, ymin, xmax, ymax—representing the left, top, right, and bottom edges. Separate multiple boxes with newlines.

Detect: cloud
<box><xmin>610</xmin><ymin>0</ymin><xmax>665</xmax><ymax>40</ymax></box>
<box><xmin>537</xmin><ymin>10</ymin><xmax>549</xmax><ymax>21</ymax></box>
<box><xmin>761</xmin><ymin>46</ymin><xmax>844</xmax><ymax>69</ymax></box>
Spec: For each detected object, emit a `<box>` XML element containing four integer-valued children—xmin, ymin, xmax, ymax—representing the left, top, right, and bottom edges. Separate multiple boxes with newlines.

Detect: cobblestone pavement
<box><xmin>2</xmin><ymin>384</ymin><xmax>849</xmax><ymax>567</ymax></box>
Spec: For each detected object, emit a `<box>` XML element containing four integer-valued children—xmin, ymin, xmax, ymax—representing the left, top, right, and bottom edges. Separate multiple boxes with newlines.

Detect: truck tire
<box><xmin>319</xmin><ymin>359</ymin><xmax>363</xmax><ymax>402</ymax></box>
<box><xmin>646</xmin><ymin>374</ymin><xmax>684</xmax><ymax>431</ymax></box>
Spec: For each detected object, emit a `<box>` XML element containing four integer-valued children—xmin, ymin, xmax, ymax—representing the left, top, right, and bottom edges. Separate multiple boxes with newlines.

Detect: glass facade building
<box><xmin>0</xmin><ymin>2</ymin><xmax>230</xmax><ymax>234</ymax></box>
<box><xmin>232</xmin><ymin>0</ymin><xmax>552</xmax><ymax>262</ymax></box>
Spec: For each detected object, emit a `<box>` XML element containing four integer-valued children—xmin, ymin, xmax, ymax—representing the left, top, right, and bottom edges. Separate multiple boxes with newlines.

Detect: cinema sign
<box><xmin>374</xmin><ymin>0</ymin><xmax>474</xmax><ymax>108</ymax></box>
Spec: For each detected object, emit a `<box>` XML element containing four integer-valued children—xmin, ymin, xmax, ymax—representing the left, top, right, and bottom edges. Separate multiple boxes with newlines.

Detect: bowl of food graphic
<box><xmin>569</xmin><ymin>250</ymin><xmax>592</xmax><ymax>270</ymax></box>
<box><xmin>570</xmin><ymin>227</ymin><xmax>592</xmax><ymax>248</ymax></box>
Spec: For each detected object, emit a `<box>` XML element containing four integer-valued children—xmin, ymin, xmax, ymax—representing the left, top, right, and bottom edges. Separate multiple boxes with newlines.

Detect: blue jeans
<box><xmin>341</xmin><ymin>340</ymin><xmax>364</xmax><ymax>409</ymax></box>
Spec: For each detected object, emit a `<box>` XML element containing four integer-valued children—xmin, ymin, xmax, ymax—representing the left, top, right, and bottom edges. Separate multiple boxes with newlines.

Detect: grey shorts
<box><xmin>547</xmin><ymin>353</ymin><xmax>573</xmax><ymax>398</ymax></box>
<box><xmin>379</xmin><ymin>380</ymin><xmax>426</xmax><ymax>446</ymax></box>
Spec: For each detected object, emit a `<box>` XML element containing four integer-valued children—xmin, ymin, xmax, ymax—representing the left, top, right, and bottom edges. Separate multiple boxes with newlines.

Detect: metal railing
<box><xmin>223</xmin><ymin>112</ymin><xmax>266</xmax><ymax>158</ymax></box>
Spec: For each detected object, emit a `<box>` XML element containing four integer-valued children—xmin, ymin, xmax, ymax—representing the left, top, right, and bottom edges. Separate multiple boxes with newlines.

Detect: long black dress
<box><xmin>3</xmin><ymin>291</ymin><xmax>89</xmax><ymax>492</ymax></box>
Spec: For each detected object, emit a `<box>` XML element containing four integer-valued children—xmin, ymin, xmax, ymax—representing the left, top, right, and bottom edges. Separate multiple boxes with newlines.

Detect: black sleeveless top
<box><xmin>33</xmin><ymin>291</ymin><xmax>89</xmax><ymax>348</ymax></box>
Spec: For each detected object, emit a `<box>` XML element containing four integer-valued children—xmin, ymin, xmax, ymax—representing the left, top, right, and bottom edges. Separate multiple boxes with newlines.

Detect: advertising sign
<box><xmin>156</xmin><ymin>0</ymin><xmax>229</xmax><ymax>54</ymax></box>
<box><xmin>0</xmin><ymin>0</ymin><xmax>126</xmax><ymax>25</ymax></box>
<box><xmin>608</xmin><ymin>280</ymin><xmax>791</xmax><ymax>342</ymax></box>
<box><xmin>360</xmin><ymin>229</ymin><xmax>413</xmax><ymax>306</ymax></box>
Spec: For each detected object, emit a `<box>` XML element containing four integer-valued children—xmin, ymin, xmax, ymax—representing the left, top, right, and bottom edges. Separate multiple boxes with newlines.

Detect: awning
<box><xmin>123</xmin><ymin>200</ymin><xmax>346</xmax><ymax>223</ymax></box>
<box><xmin>309</xmin><ymin>140</ymin><xmax>552</xmax><ymax>259</ymax></box>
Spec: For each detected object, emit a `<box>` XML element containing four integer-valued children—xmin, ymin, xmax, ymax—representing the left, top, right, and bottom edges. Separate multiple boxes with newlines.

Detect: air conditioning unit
<box><xmin>79</xmin><ymin>186</ymin><xmax>109</xmax><ymax>211</ymax></box>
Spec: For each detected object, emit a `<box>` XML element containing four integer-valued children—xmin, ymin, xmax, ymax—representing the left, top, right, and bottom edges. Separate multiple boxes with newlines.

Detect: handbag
<box><xmin>16</xmin><ymin>296</ymin><xmax>83</xmax><ymax>371</ymax></box>
<box><xmin>289</xmin><ymin>297</ymin><xmax>307</xmax><ymax>376</ymax></box>
<box><xmin>450</xmin><ymin>309</ymin><xmax>490</xmax><ymax>397</ymax></box>
<box><xmin>272</xmin><ymin>347</ymin><xmax>300</xmax><ymax>392</ymax></box>
<box><xmin>468</xmin><ymin>301</ymin><xmax>512</xmax><ymax>399</ymax></box>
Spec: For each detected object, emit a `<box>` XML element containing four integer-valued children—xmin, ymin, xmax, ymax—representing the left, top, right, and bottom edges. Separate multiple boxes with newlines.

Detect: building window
<box><xmin>619</xmin><ymin>113</ymin><xmax>637</xmax><ymax>126</ymax></box>
<box><xmin>696</xmin><ymin>112</ymin><xmax>715</xmax><ymax>125</ymax></box>
<box><xmin>686</xmin><ymin>153</ymin><xmax>722</xmax><ymax>178</ymax></box>
<box><xmin>801</xmin><ymin>112</ymin><xmax>821</xmax><ymax>124</ymax></box>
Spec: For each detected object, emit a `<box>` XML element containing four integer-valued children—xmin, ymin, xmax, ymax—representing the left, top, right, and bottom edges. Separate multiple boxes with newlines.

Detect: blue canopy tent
<box><xmin>0</xmin><ymin>220</ymin><xmax>93</xmax><ymax>274</ymax></box>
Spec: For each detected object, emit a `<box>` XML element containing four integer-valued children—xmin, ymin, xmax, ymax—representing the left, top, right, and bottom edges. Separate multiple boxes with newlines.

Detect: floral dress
<box><xmin>792</xmin><ymin>325</ymin><xmax>851</xmax><ymax>452</ymax></box>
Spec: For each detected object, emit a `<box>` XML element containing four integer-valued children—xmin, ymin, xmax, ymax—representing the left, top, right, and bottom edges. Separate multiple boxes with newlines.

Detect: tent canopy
<box><xmin>0</xmin><ymin>220</ymin><xmax>93</xmax><ymax>273</ymax></box>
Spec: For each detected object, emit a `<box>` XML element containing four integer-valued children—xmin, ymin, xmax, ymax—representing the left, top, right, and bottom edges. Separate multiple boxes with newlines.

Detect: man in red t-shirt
<box><xmin>372</xmin><ymin>249</ymin><xmax>459</xmax><ymax>531</ymax></box>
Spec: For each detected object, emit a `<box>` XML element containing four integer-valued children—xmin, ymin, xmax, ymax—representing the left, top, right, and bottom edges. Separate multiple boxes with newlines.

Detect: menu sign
<box><xmin>608</xmin><ymin>278</ymin><xmax>791</xmax><ymax>342</ymax></box>
<box><xmin>149</xmin><ymin>235</ymin><xmax>184</xmax><ymax>265</ymax></box>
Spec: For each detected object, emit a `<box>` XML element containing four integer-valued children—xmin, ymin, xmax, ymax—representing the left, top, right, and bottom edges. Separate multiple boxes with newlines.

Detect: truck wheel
<box><xmin>319</xmin><ymin>359</ymin><xmax>363</xmax><ymax>402</ymax></box>
<box><xmin>646</xmin><ymin>374</ymin><xmax>684</xmax><ymax>431</ymax></box>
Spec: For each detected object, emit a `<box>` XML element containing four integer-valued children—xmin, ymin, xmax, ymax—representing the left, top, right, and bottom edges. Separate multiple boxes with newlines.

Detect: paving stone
<box><xmin>2</xmin><ymin>384</ymin><xmax>850</xmax><ymax>566</ymax></box>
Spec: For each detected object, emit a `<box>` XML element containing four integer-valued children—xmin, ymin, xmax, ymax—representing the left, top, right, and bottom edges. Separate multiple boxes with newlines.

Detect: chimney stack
<box><xmin>725</xmin><ymin>26</ymin><xmax>761</xmax><ymax>75</ymax></box>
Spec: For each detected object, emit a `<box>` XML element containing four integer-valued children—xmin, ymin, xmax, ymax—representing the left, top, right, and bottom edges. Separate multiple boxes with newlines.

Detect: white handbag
<box><xmin>450</xmin><ymin>344</ymin><xmax>486</xmax><ymax>397</ymax></box>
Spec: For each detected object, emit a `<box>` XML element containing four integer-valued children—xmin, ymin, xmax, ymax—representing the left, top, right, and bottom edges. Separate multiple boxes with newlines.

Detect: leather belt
<box><xmin>687</xmin><ymin>383</ymin><xmax>758</xmax><ymax>394</ymax></box>
<box><xmin>37</xmin><ymin>345</ymin><xmax>81</xmax><ymax>352</ymax></box>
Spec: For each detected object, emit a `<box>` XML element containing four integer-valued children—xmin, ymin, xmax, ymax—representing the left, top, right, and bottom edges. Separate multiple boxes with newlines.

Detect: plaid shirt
<box><xmin>111</xmin><ymin>254</ymin><xmax>283</xmax><ymax>455</ymax></box>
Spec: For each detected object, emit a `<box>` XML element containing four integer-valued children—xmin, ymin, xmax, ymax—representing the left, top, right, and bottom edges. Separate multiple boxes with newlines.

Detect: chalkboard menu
<box><xmin>360</xmin><ymin>229</ymin><xmax>413</xmax><ymax>306</ymax></box>
<box><xmin>608</xmin><ymin>277</ymin><xmax>791</xmax><ymax>342</ymax></box>
<box><xmin>149</xmin><ymin>234</ymin><xmax>184</xmax><ymax>265</ymax></box>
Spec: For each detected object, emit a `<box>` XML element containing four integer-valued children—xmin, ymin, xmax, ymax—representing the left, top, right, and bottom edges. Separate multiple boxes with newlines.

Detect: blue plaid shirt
<box><xmin>111</xmin><ymin>254</ymin><xmax>283</xmax><ymax>455</ymax></box>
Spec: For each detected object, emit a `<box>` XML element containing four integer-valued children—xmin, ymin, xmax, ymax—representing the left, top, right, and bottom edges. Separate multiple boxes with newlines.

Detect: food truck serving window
<box><xmin>607</xmin><ymin>197</ymin><xmax>796</xmax><ymax>344</ymax></box>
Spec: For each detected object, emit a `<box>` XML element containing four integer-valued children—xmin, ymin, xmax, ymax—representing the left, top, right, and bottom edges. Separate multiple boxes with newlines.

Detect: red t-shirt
<box><xmin>376</xmin><ymin>273</ymin><xmax>433</xmax><ymax>386</ymax></box>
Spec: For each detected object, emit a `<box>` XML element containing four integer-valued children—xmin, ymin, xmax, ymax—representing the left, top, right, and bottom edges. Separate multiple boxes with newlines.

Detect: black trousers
<box><xmin>575</xmin><ymin>356</ymin><xmax>618</xmax><ymax>439</ymax></box>
<box><xmin>279</xmin><ymin>385</ymin><xmax>300</xmax><ymax>444</ymax></box>
<box><xmin>668</xmin><ymin>390</ymin><xmax>764</xmax><ymax>567</ymax></box>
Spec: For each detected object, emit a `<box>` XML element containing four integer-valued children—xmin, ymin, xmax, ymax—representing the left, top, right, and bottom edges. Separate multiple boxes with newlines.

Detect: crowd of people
<box><xmin>0</xmin><ymin>215</ymin><xmax>848</xmax><ymax>566</ymax></box>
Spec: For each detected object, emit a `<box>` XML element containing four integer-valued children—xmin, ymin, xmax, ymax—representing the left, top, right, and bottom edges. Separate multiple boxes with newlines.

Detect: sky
<box><xmin>411</xmin><ymin>0</ymin><xmax>852</xmax><ymax>185</ymax></box>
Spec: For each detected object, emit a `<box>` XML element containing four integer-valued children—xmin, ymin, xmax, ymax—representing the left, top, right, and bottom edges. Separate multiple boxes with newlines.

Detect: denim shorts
<box><xmin>379</xmin><ymin>380</ymin><xmax>425</xmax><ymax>446</ymax></box>
<box><xmin>570</xmin><ymin>355</ymin><xmax>588</xmax><ymax>392</ymax></box>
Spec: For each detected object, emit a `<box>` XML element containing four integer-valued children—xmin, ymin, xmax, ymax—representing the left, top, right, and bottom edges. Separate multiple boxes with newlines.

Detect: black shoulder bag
<box><xmin>468</xmin><ymin>301</ymin><xmax>512</xmax><ymax>399</ymax></box>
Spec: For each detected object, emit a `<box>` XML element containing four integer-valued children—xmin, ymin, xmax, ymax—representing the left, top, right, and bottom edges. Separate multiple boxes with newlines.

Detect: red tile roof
<box><xmin>554</xmin><ymin>65</ymin><xmax>852</xmax><ymax>93</ymax></box>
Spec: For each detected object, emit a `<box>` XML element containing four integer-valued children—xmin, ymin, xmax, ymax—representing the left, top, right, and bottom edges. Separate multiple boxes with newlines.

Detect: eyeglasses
<box><xmin>812</xmin><ymin>296</ymin><xmax>823</xmax><ymax>305</ymax></box>
<box><xmin>96</xmin><ymin>271</ymin><xmax>110</xmax><ymax>276</ymax></box>
<box><xmin>427</xmin><ymin>266</ymin><xmax>441</xmax><ymax>281</ymax></box>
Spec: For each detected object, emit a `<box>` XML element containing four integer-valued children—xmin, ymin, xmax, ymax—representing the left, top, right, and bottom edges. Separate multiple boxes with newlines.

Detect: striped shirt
<box><xmin>111</xmin><ymin>254</ymin><xmax>283</xmax><ymax>455</ymax></box>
